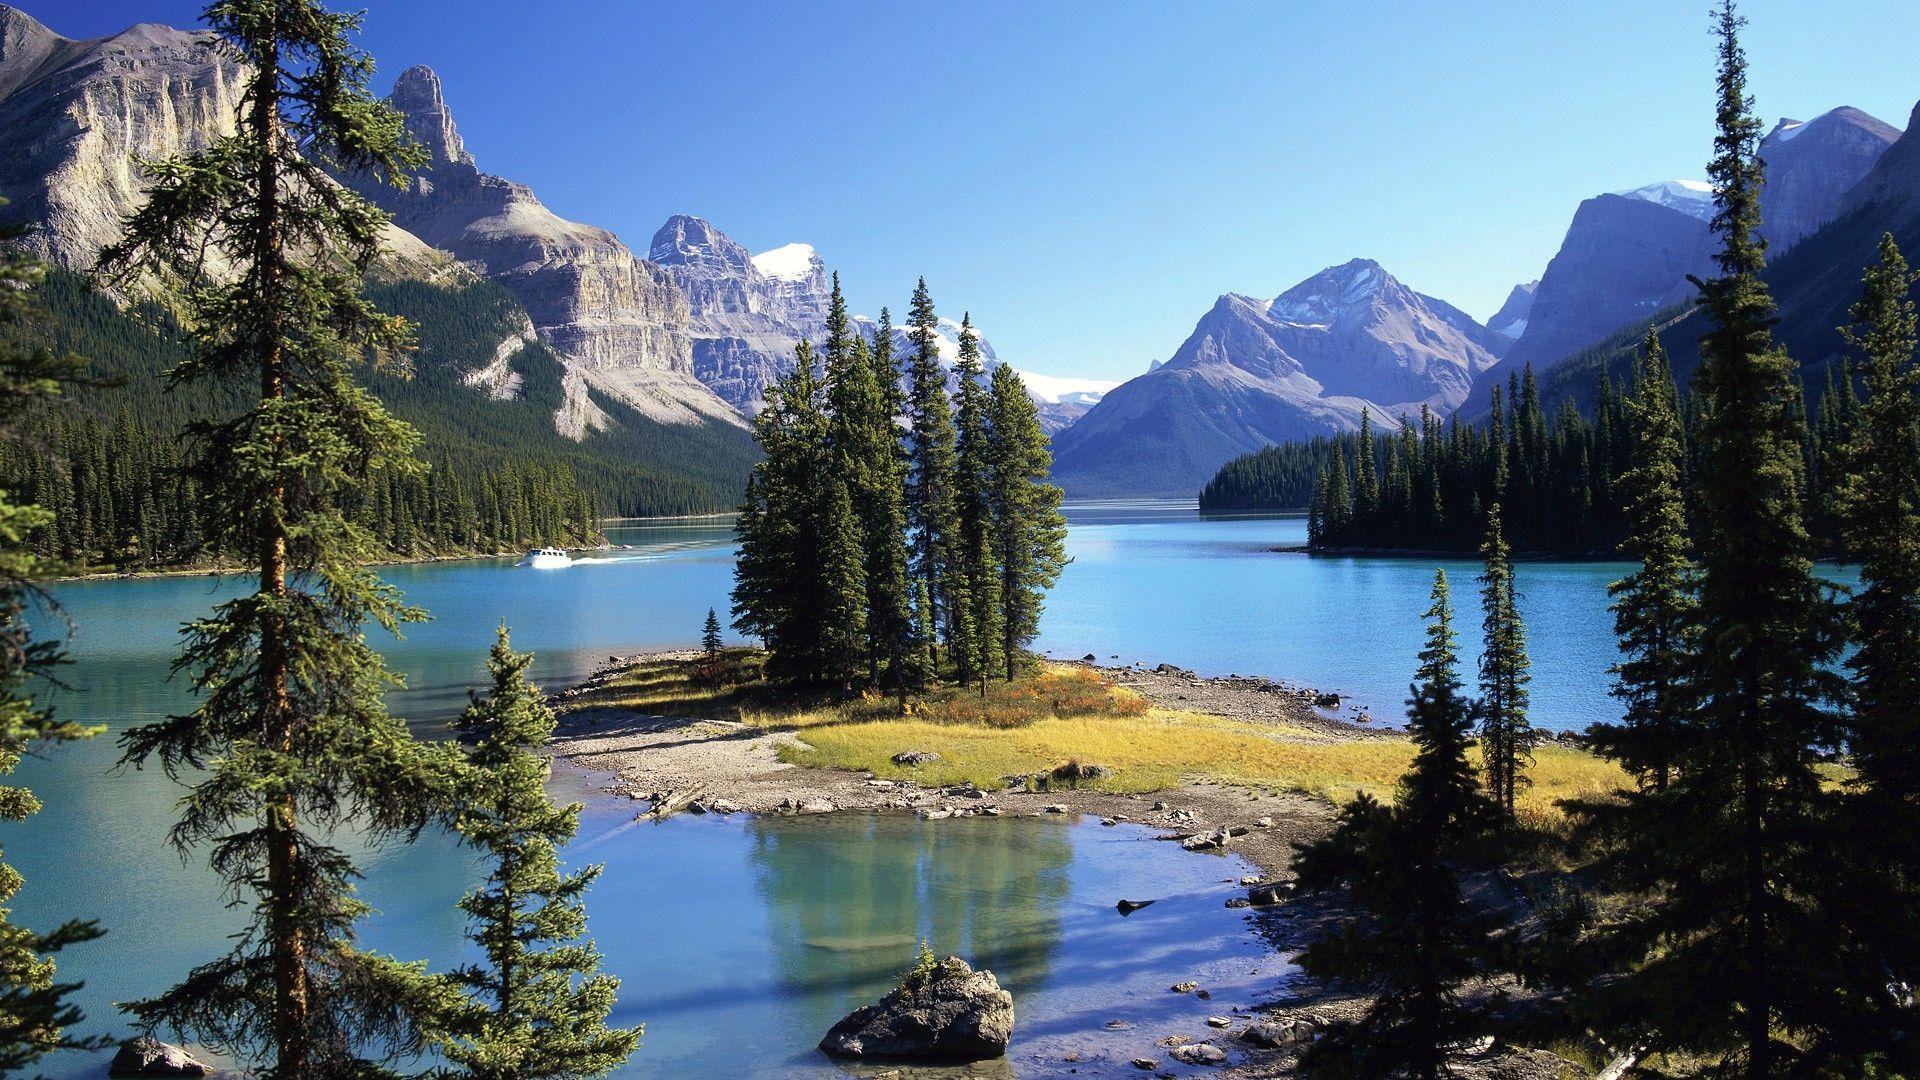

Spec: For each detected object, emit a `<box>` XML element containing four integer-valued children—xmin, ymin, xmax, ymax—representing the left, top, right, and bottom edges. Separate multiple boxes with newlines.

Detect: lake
<box><xmin>16</xmin><ymin>503</ymin><xmax>1640</xmax><ymax>1077</ymax></box>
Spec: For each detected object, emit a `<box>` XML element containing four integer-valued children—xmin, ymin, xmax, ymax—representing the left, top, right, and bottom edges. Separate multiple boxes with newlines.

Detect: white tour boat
<box><xmin>517</xmin><ymin>547</ymin><xmax>573</xmax><ymax>569</ymax></box>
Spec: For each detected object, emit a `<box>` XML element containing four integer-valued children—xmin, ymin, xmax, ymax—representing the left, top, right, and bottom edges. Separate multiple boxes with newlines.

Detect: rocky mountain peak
<box><xmin>1270</xmin><ymin>258</ymin><xmax>1400</xmax><ymax>323</ymax></box>
<box><xmin>1759</xmin><ymin>104</ymin><xmax>1901</xmax><ymax>251</ymax></box>
<box><xmin>649</xmin><ymin>214</ymin><xmax>754</xmax><ymax>274</ymax></box>
<box><xmin>1488</xmin><ymin>280</ymin><xmax>1539</xmax><ymax>341</ymax></box>
<box><xmin>389</xmin><ymin>64</ymin><xmax>472</xmax><ymax>171</ymax></box>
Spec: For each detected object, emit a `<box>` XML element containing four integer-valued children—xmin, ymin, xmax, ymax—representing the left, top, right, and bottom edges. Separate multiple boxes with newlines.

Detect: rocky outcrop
<box><xmin>649</xmin><ymin>214</ymin><xmax>828</xmax><ymax>413</ymax></box>
<box><xmin>1051</xmin><ymin>259</ymin><xmax>1506</xmax><ymax>497</ymax></box>
<box><xmin>356</xmin><ymin>66</ymin><xmax>740</xmax><ymax>432</ymax></box>
<box><xmin>819</xmin><ymin>955</ymin><xmax>1014</xmax><ymax>1061</ymax></box>
<box><xmin>0</xmin><ymin>7</ymin><xmax>241</xmax><ymax>268</ymax></box>
<box><xmin>108</xmin><ymin>1036</ymin><xmax>210</xmax><ymax>1077</ymax></box>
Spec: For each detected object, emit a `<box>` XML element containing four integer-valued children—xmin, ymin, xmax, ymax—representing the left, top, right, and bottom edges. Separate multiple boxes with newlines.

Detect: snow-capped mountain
<box><xmin>1050</xmin><ymin>259</ymin><xmax>1508</xmax><ymax>497</ymax></box>
<box><xmin>648</xmin><ymin>215</ymin><xmax>829</xmax><ymax>413</ymax></box>
<box><xmin>1615</xmin><ymin>179</ymin><xmax>1716</xmax><ymax>220</ymax></box>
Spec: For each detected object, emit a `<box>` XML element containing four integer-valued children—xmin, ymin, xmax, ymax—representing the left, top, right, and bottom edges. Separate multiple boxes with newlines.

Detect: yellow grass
<box><xmin>574</xmin><ymin>656</ymin><xmax>1629</xmax><ymax>816</ymax></box>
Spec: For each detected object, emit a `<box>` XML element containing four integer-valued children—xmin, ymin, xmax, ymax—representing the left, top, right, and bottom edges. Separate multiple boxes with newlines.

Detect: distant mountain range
<box><xmin>2</xmin><ymin>4</ymin><xmax>1915</xmax><ymax>506</ymax></box>
<box><xmin>0</xmin><ymin>5</ymin><xmax>1108</xmax><ymax>504</ymax></box>
<box><xmin>1054</xmin><ymin>102</ymin><xmax>1909</xmax><ymax>497</ymax></box>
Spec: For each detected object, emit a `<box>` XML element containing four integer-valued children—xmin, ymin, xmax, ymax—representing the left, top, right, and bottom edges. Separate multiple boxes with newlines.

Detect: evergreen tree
<box><xmin>986</xmin><ymin>363</ymin><xmax>1068</xmax><ymax>682</ymax></box>
<box><xmin>440</xmin><ymin>626</ymin><xmax>639</xmax><ymax>1080</ymax></box>
<box><xmin>903</xmin><ymin>280</ymin><xmax>961</xmax><ymax>664</ymax></box>
<box><xmin>702</xmin><ymin>608</ymin><xmax>723</xmax><ymax>661</ymax></box>
<box><xmin>99</xmin><ymin>4</ymin><xmax>464</xmax><ymax>1072</ymax></box>
<box><xmin>1476</xmin><ymin>503</ymin><xmax>1531</xmax><ymax>822</ymax></box>
<box><xmin>817</xmin><ymin>476</ymin><xmax>870</xmax><ymax>690</ymax></box>
<box><xmin>840</xmin><ymin>306</ymin><xmax>913</xmax><ymax>701</ymax></box>
<box><xmin>1590</xmin><ymin>330</ymin><xmax>1697</xmax><ymax>791</ymax></box>
<box><xmin>1292</xmin><ymin>571</ymin><xmax>1496</xmax><ymax>1079</ymax></box>
<box><xmin>0</xmin><ymin>214</ymin><xmax>106</xmax><ymax>1072</ymax></box>
<box><xmin>1581</xmin><ymin>7</ymin><xmax>1849</xmax><ymax>1072</ymax></box>
<box><xmin>951</xmin><ymin>316</ymin><xmax>1000</xmax><ymax>692</ymax></box>
<box><xmin>1828</xmin><ymin>233</ymin><xmax>1920</xmax><ymax>1064</ymax></box>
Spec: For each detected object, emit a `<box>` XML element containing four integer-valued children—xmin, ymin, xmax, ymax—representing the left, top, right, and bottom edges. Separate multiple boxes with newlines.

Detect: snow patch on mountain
<box><xmin>1014</xmin><ymin>370</ymin><xmax>1120</xmax><ymax>406</ymax></box>
<box><xmin>750</xmin><ymin>242</ymin><xmax>819</xmax><ymax>282</ymax></box>
<box><xmin>1616</xmin><ymin>179</ymin><xmax>1715</xmax><ymax>221</ymax></box>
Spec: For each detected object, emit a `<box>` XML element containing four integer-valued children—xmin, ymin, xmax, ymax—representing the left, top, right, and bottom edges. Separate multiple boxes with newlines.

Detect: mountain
<box><xmin>354</xmin><ymin>66</ymin><xmax>741</xmax><ymax>434</ymax></box>
<box><xmin>0</xmin><ymin>8</ymin><xmax>239</xmax><ymax>267</ymax></box>
<box><xmin>1487</xmin><ymin>280</ymin><xmax>1538</xmax><ymax>342</ymax></box>
<box><xmin>1050</xmin><ymin>259</ymin><xmax>1506</xmax><ymax>497</ymax></box>
<box><xmin>1490</xmin><ymin>106</ymin><xmax>1899</xmax><ymax>385</ymax></box>
<box><xmin>1484</xmin><ymin>188</ymin><xmax>1715</xmax><ymax>382</ymax></box>
<box><xmin>0</xmin><ymin>11</ymin><xmax>756</xmax><ymax>515</ymax></box>
<box><xmin>1531</xmin><ymin>98</ymin><xmax>1920</xmax><ymax>420</ymax></box>
<box><xmin>1759</xmin><ymin>107</ymin><xmax>1902</xmax><ymax>252</ymax></box>
<box><xmin>648</xmin><ymin>214</ymin><xmax>828</xmax><ymax>413</ymax></box>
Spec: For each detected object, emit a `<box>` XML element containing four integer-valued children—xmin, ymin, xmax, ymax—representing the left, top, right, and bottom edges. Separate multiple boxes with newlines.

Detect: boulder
<box><xmin>1170</xmin><ymin>981</ymin><xmax>1198</xmax><ymax>993</ymax></box>
<box><xmin>1171</xmin><ymin>1042</ymin><xmax>1227</xmax><ymax>1066</ymax></box>
<box><xmin>1115</xmin><ymin>898</ymin><xmax>1156</xmax><ymax>915</ymax></box>
<box><xmin>1241</xmin><ymin>1018</ymin><xmax>1316</xmax><ymax>1048</ymax></box>
<box><xmin>819</xmin><ymin>955</ymin><xmax>1014</xmax><ymax>1061</ymax></box>
<box><xmin>108</xmin><ymin>1037</ymin><xmax>210</xmax><ymax>1078</ymax></box>
<box><xmin>892</xmin><ymin>750</ymin><xmax>941</xmax><ymax>767</ymax></box>
<box><xmin>1131</xmin><ymin>1057</ymin><xmax>1158</xmax><ymax>1070</ymax></box>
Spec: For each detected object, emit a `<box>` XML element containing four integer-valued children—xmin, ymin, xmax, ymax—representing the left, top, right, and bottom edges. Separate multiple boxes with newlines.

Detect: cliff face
<box><xmin>0</xmin><ymin>8</ymin><xmax>243</xmax><ymax>267</ymax></box>
<box><xmin>358</xmin><ymin>65</ymin><xmax>739</xmax><ymax>430</ymax></box>
<box><xmin>649</xmin><ymin>215</ymin><xmax>829</xmax><ymax>413</ymax></box>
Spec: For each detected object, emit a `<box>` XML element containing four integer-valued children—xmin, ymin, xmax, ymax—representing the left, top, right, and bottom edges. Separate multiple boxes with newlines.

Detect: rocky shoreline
<box><xmin>546</xmin><ymin>654</ymin><xmax>1577</xmax><ymax>1079</ymax></box>
<box><xmin>546</xmin><ymin>652</ymin><xmax>1384</xmax><ymax>879</ymax></box>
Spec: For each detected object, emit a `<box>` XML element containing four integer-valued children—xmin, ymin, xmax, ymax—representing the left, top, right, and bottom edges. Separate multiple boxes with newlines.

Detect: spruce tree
<box><xmin>1581</xmin><ymin>7</ymin><xmax>1849</xmax><ymax>1072</ymax></box>
<box><xmin>702</xmin><ymin>608</ymin><xmax>724</xmax><ymax>661</ymax></box>
<box><xmin>1589</xmin><ymin>330</ymin><xmax>1697</xmax><ymax>791</ymax></box>
<box><xmin>903</xmin><ymin>280</ymin><xmax>961</xmax><ymax>666</ymax></box>
<box><xmin>951</xmin><ymin>316</ymin><xmax>1000</xmax><ymax>692</ymax></box>
<box><xmin>1828</xmin><ymin>233</ymin><xmax>1920</xmax><ymax>1064</ymax></box>
<box><xmin>818</xmin><ymin>476</ymin><xmax>870</xmax><ymax>690</ymax></box>
<box><xmin>99</xmin><ymin>4</ymin><xmax>463</xmax><ymax>1072</ymax></box>
<box><xmin>986</xmin><ymin>364</ymin><xmax>1067</xmax><ymax>682</ymax></box>
<box><xmin>1476</xmin><ymin>503</ymin><xmax>1531</xmax><ymax>822</ymax></box>
<box><xmin>839</xmin><ymin>306</ymin><xmax>913</xmax><ymax>700</ymax></box>
<box><xmin>1292</xmin><ymin>571</ymin><xmax>1496</xmax><ymax>1078</ymax></box>
<box><xmin>0</xmin><ymin>215</ymin><xmax>106</xmax><ymax>1072</ymax></box>
<box><xmin>439</xmin><ymin>627</ymin><xmax>639</xmax><ymax>1080</ymax></box>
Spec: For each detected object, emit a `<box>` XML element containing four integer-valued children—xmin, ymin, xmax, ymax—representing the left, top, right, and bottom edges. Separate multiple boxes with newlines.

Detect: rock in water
<box><xmin>108</xmin><ymin>1036</ymin><xmax>210</xmax><ymax>1077</ymax></box>
<box><xmin>819</xmin><ymin>955</ymin><xmax>1014</xmax><ymax>1061</ymax></box>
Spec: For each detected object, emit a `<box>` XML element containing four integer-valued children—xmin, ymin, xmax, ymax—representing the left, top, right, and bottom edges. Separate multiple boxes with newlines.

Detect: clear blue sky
<box><xmin>27</xmin><ymin>1</ymin><xmax>1920</xmax><ymax>381</ymax></box>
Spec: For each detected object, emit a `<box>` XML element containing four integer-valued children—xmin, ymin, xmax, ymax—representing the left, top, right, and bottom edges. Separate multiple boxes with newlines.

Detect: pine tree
<box><xmin>841</xmin><ymin>306</ymin><xmax>913</xmax><ymax>701</ymax></box>
<box><xmin>1580</xmin><ymin>7</ymin><xmax>1849</xmax><ymax>1072</ymax></box>
<box><xmin>951</xmin><ymin>316</ymin><xmax>1000</xmax><ymax>692</ymax></box>
<box><xmin>818</xmin><ymin>476</ymin><xmax>870</xmax><ymax>690</ymax></box>
<box><xmin>1292</xmin><ymin>571</ymin><xmax>1496</xmax><ymax>1078</ymax></box>
<box><xmin>99</xmin><ymin>4</ymin><xmax>464</xmax><ymax>1072</ymax></box>
<box><xmin>903</xmin><ymin>280</ymin><xmax>961</xmax><ymax>665</ymax></box>
<box><xmin>440</xmin><ymin>626</ymin><xmax>639</xmax><ymax>1080</ymax></box>
<box><xmin>702</xmin><ymin>608</ymin><xmax>724</xmax><ymax>661</ymax></box>
<box><xmin>1828</xmin><ymin>233</ymin><xmax>1920</xmax><ymax>1064</ymax></box>
<box><xmin>986</xmin><ymin>364</ymin><xmax>1068</xmax><ymax>682</ymax></box>
<box><xmin>1476</xmin><ymin>503</ymin><xmax>1531</xmax><ymax>821</ymax></box>
<box><xmin>1590</xmin><ymin>330</ymin><xmax>1697</xmax><ymax>791</ymax></box>
<box><xmin>0</xmin><ymin>214</ymin><xmax>107</xmax><ymax>1072</ymax></box>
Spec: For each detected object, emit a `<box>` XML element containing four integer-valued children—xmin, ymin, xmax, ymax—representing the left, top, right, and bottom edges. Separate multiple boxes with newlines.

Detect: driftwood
<box><xmin>639</xmin><ymin>788</ymin><xmax>701</xmax><ymax>821</ymax></box>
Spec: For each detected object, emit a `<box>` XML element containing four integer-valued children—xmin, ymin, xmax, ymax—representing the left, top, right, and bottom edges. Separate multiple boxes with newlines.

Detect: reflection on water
<box><xmin>752</xmin><ymin>814</ymin><xmax>1072</xmax><ymax>1042</ymax></box>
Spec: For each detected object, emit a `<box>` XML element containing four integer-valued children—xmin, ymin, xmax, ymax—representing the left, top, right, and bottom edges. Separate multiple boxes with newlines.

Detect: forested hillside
<box><xmin>0</xmin><ymin>271</ymin><xmax>758</xmax><ymax>571</ymax></box>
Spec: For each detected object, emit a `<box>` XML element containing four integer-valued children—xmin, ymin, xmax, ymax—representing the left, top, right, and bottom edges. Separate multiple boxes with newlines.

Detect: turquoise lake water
<box><xmin>15</xmin><ymin>503</ymin><xmax>1650</xmax><ymax>1077</ymax></box>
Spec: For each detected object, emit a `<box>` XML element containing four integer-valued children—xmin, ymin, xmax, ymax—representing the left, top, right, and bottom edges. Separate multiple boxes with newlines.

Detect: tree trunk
<box><xmin>249</xmin><ymin>26</ymin><xmax>309</xmax><ymax>1076</ymax></box>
